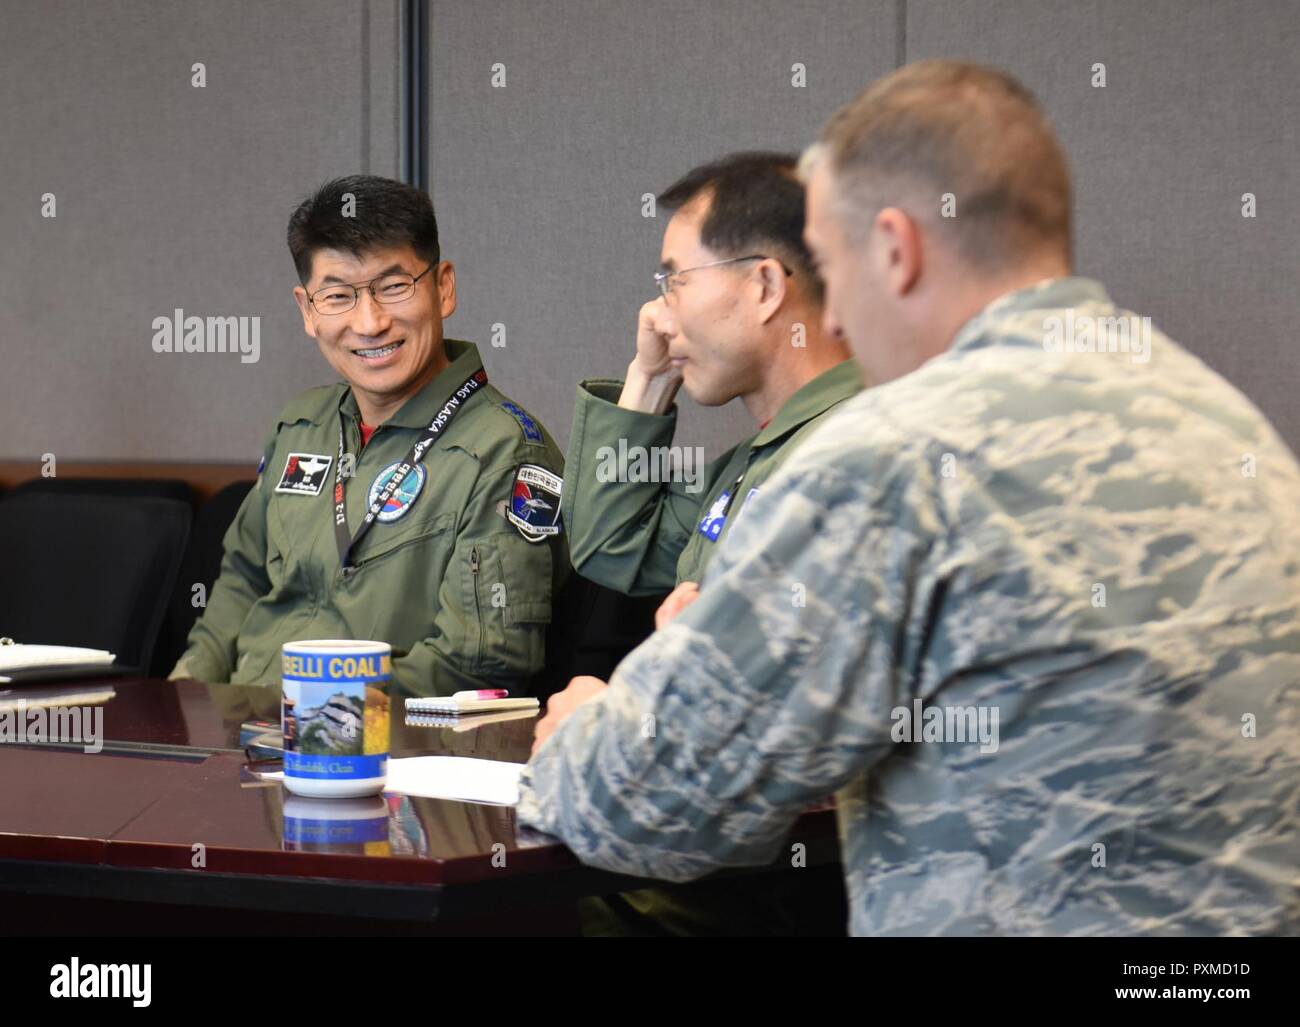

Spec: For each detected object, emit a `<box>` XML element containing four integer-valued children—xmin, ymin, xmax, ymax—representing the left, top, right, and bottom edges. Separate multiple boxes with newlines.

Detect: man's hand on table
<box><xmin>532</xmin><ymin>676</ymin><xmax>608</xmax><ymax>756</ymax></box>
<box><xmin>654</xmin><ymin>581</ymin><xmax>700</xmax><ymax>630</ymax></box>
<box><xmin>530</xmin><ymin>583</ymin><xmax>703</xmax><ymax>756</ymax></box>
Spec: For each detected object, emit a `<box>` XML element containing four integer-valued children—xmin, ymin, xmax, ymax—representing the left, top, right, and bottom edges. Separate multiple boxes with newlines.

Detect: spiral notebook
<box><xmin>405</xmin><ymin>707</ymin><xmax>541</xmax><ymax>731</ymax></box>
<box><xmin>403</xmin><ymin>696</ymin><xmax>539</xmax><ymax>717</ymax></box>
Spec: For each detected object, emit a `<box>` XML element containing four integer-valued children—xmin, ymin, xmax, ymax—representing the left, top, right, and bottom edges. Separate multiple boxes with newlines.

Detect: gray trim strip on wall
<box><xmin>895</xmin><ymin>0</ymin><xmax>907</xmax><ymax>68</ymax></box>
<box><xmin>399</xmin><ymin>0</ymin><xmax>429</xmax><ymax>191</ymax></box>
<box><xmin>361</xmin><ymin>0</ymin><xmax>371</xmax><ymax>174</ymax></box>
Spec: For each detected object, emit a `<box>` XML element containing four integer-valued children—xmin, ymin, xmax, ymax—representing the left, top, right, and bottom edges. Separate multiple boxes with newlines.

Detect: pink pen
<box><xmin>451</xmin><ymin>689</ymin><xmax>509</xmax><ymax>701</ymax></box>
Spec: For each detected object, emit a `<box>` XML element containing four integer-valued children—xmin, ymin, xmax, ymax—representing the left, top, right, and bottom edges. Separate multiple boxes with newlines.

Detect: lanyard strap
<box><xmin>715</xmin><ymin>467</ymin><xmax>748</xmax><ymax>524</ymax></box>
<box><xmin>333</xmin><ymin>368</ymin><xmax>487</xmax><ymax>572</ymax></box>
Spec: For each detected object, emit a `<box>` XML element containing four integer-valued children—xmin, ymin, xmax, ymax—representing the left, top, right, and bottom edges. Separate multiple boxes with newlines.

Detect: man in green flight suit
<box><xmin>170</xmin><ymin>175</ymin><xmax>567</xmax><ymax>697</ymax></box>
<box><xmin>555</xmin><ymin>152</ymin><xmax>860</xmax><ymax>934</ymax></box>
<box><xmin>563</xmin><ymin>151</ymin><xmax>860</xmax><ymax>623</ymax></box>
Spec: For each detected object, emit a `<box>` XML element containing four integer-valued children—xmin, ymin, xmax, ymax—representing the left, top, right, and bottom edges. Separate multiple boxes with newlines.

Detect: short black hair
<box><xmin>658</xmin><ymin>152</ymin><xmax>821</xmax><ymax>302</ymax></box>
<box><xmin>287</xmin><ymin>174</ymin><xmax>440</xmax><ymax>284</ymax></box>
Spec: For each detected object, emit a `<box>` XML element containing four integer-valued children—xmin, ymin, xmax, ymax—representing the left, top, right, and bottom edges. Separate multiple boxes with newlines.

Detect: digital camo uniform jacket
<box><xmin>518</xmin><ymin>277</ymin><xmax>1300</xmax><ymax>936</ymax></box>
<box><xmin>173</xmin><ymin>340</ymin><xmax>568</xmax><ymax>696</ymax></box>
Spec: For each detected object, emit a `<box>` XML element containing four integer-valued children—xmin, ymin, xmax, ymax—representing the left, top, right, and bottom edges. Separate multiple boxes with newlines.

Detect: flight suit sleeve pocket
<box><xmin>498</xmin><ymin>535</ymin><xmax>554</xmax><ymax>627</ymax></box>
<box><xmin>464</xmin><ymin>533</ymin><xmax>553</xmax><ymax>679</ymax></box>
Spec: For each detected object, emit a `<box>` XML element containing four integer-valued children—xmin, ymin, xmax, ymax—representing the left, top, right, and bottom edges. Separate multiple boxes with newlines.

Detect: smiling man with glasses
<box><xmin>170</xmin><ymin>174</ymin><xmax>567</xmax><ymax>696</ymax></box>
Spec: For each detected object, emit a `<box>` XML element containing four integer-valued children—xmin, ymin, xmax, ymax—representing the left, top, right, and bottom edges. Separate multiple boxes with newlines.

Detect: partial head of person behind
<box><xmin>287</xmin><ymin>174</ymin><xmax>458</xmax><ymax>426</ymax></box>
<box><xmin>652</xmin><ymin>151</ymin><xmax>848</xmax><ymax>416</ymax></box>
<box><xmin>801</xmin><ymin>60</ymin><xmax>1074</xmax><ymax>386</ymax></box>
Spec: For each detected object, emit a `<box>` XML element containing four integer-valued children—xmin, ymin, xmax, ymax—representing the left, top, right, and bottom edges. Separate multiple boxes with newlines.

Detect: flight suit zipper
<box><xmin>469</xmin><ymin>545</ymin><xmax>484</xmax><ymax>669</ymax></box>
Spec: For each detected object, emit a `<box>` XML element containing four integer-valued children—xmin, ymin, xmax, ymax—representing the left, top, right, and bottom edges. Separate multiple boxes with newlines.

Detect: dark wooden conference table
<box><xmin>0</xmin><ymin>676</ymin><xmax>840</xmax><ymax>935</ymax></box>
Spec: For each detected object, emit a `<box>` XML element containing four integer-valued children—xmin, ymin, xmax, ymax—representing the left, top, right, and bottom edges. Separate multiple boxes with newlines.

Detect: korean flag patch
<box><xmin>275</xmin><ymin>452</ymin><xmax>333</xmax><ymax>496</ymax></box>
<box><xmin>507</xmin><ymin>464</ymin><xmax>563</xmax><ymax>542</ymax></box>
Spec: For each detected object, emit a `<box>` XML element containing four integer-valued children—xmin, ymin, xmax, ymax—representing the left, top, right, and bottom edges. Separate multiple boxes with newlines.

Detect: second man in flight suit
<box><xmin>556</xmin><ymin>152</ymin><xmax>861</xmax><ymax>934</ymax></box>
<box><xmin>563</xmin><ymin>153</ymin><xmax>860</xmax><ymax>607</ymax></box>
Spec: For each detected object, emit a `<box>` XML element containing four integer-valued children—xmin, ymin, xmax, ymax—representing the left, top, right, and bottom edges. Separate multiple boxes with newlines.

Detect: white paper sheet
<box><xmin>384</xmin><ymin>756</ymin><xmax>525</xmax><ymax>806</ymax></box>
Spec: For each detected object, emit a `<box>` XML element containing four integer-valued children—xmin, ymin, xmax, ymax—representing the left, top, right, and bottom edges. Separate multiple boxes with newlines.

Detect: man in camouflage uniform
<box><xmin>519</xmin><ymin>62</ymin><xmax>1300</xmax><ymax>935</ymax></box>
<box><xmin>172</xmin><ymin>175</ymin><xmax>566</xmax><ymax>697</ymax></box>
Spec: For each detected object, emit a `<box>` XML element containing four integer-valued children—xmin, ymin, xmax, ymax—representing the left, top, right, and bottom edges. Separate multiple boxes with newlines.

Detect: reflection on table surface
<box><xmin>0</xmin><ymin>676</ymin><xmax>836</xmax><ymax>890</ymax></box>
<box><xmin>0</xmin><ymin>675</ymin><xmax>559</xmax><ymax>875</ymax></box>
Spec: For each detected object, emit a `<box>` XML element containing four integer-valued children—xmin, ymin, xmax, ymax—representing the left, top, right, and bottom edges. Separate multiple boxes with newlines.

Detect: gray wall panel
<box><xmin>906</xmin><ymin>0</ymin><xmax>1300</xmax><ymax>454</ymax></box>
<box><xmin>0</xmin><ymin>0</ymin><xmax>402</xmax><ymax>462</ymax></box>
<box><xmin>3</xmin><ymin>2</ymin><xmax>1293</xmax><ymax>463</ymax></box>
<box><xmin>427</xmin><ymin>0</ymin><xmax>899</xmax><ymax>456</ymax></box>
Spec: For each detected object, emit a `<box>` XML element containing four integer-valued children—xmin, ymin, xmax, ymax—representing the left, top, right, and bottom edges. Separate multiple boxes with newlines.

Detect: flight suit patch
<box><xmin>697</xmin><ymin>490</ymin><xmax>732</xmax><ymax>541</ymax></box>
<box><xmin>275</xmin><ymin>452</ymin><xmax>333</xmax><ymax>496</ymax></box>
<box><xmin>366</xmin><ymin>461</ymin><xmax>427</xmax><ymax>523</ymax></box>
<box><xmin>501</xmin><ymin>401</ymin><xmax>543</xmax><ymax>443</ymax></box>
<box><xmin>507</xmin><ymin>464</ymin><xmax>562</xmax><ymax>542</ymax></box>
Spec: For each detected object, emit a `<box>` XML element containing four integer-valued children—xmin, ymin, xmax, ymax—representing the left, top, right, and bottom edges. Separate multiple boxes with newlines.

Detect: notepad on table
<box><xmin>404</xmin><ymin>696</ymin><xmax>539</xmax><ymax>716</ymax></box>
<box><xmin>0</xmin><ymin>644</ymin><xmax>117</xmax><ymax>684</ymax></box>
<box><xmin>405</xmin><ymin>707</ymin><xmax>541</xmax><ymax>731</ymax></box>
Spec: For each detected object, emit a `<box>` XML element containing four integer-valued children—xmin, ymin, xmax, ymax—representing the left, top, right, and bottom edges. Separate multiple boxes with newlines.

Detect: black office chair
<box><xmin>150</xmin><ymin>481</ymin><xmax>254</xmax><ymax>677</ymax></box>
<box><xmin>532</xmin><ymin>573</ymin><xmax>664</xmax><ymax>701</ymax></box>
<box><xmin>9</xmin><ymin>476</ymin><xmax>193</xmax><ymax>505</ymax></box>
<box><xmin>0</xmin><ymin>492</ymin><xmax>190</xmax><ymax>674</ymax></box>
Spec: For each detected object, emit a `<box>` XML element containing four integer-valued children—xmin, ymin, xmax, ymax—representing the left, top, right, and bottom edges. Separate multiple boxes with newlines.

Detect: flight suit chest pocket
<box><xmin>266</xmin><ymin>490</ymin><xmax>332</xmax><ymax>581</ymax></box>
<box><xmin>351</xmin><ymin>509</ymin><xmax>456</xmax><ymax>568</ymax></box>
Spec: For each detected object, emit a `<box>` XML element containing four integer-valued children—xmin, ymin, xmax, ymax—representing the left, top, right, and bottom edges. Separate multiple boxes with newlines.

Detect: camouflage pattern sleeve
<box><xmin>519</xmin><ymin>278</ymin><xmax>1300</xmax><ymax>936</ymax></box>
<box><xmin>517</xmin><ymin>450</ymin><xmax>929</xmax><ymax>881</ymax></box>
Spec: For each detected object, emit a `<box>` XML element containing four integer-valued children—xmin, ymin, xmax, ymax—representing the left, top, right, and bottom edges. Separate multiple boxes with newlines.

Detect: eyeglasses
<box><xmin>653</xmin><ymin>255</ymin><xmax>792</xmax><ymax>300</ymax></box>
<box><xmin>307</xmin><ymin>264</ymin><xmax>436</xmax><ymax>315</ymax></box>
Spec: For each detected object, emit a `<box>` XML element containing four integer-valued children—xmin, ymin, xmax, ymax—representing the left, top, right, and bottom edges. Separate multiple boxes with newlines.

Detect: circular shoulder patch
<box><xmin>506</xmin><ymin>463</ymin><xmax>563</xmax><ymax>542</ymax></box>
<box><xmin>367</xmin><ymin>462</ymin><xmax>427</xmax><ymax>523</ymax></box>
